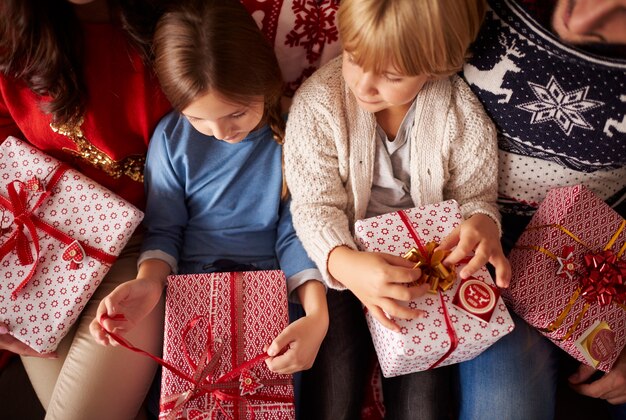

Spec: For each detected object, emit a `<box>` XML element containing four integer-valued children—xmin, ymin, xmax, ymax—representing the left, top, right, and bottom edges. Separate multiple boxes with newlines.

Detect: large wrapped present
<box><xmin>0</xmin><ymin>136</ymin><xmax>143</xmax><ymax>353</ymax></box>
<box><xmin>160</xmin><ymin>271</ymin><xmax>295</xmax><ymax>419</ymax></box>
<box><xmin>506</xmin><ymin>185</ymin><xmax>626</xmax><ymax>372</ymax></box>
<box><xmin>354</xmin><ymin>201</ymin><xmax>514</xmax><ymax>377</ymax></box>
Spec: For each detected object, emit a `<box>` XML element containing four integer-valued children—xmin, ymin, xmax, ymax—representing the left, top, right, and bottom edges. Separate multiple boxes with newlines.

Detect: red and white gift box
<box><xmin>0</xmin><ymin>136</ymin><xmax>143</xmax><ymax>353</ymax></box>
<box><xmin>160</xmin><ymin>271</ymin><xmax>295</xmax><ymax>420</ymax></box>
<box><xmin>506</xmin><ymin>185</ymin><xmax>626</xmax><ymax>372</ymax></box>
<box><xmin>354</xmin><ymin>200</ymin><xmax>514</xmax><ymax>377</ymax></box>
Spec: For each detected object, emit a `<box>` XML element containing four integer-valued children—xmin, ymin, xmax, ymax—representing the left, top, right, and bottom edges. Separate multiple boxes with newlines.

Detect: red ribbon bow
<box><xmin>0</xmin><ymin>169</ymin><xmax>117</xmax><ymax>298</ymax></box>
<box><xmin>100</xmin><ymin>314</ymin><xmax>291</xmax><ymax>419</ymax></box>
<box><xmin>581</xmin><ymin>250</ymin><xmax>626</xmax><ymax>307</ymax></box>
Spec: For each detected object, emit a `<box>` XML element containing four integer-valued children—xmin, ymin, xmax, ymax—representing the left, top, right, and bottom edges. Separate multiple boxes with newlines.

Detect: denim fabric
<box><xmin>456</xmin><ymin>312</ymin><xmax>558</xmax><ymax>420</ymax></box>
<box><xmin>298</xmin><ymin>289</ymin><xmax>451</xmax><ymax>420</ymax></box>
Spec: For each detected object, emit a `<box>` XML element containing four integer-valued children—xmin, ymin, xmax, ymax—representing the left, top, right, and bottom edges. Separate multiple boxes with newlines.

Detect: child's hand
<box><xmin>89</xmin><ymin>258</ymin><xmax>170</xmax><ymax>346</ymax></box>
<box><xmin>328</xmin><ymin>247</ymin><xmax>429</xmax><ymax>331</ymax></box>
<box><xmin>89</xmin><ymin>276</ymin><xmax>165</xmax><ymax>346</ymax></box>
<box><xmin>264</xmin><ymin>311</ymin><xmax>328</xmax><ymax>374</ymax></box>
<box><xmin>439</xmin><ymin>214</ymin><xmax>511</xmax><ymax>288</ymax></box>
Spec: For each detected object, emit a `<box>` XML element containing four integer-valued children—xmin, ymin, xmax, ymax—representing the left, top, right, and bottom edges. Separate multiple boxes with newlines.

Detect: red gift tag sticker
<box><xmin>453</xmin><ymin>278</ymin><xmax>499</xmax><ymax>323</ymax></box>
<box><xmin>239</xmin><ymin>369</ymin><xmax>263</xmax><ymax>396</ymax></box>
<box><xmin>24</xmin><ymin>177</ymin><xmax>44</xmax><ymax>193</ymax></box>
<box><xmin>62</xmin><ymin>241</ymin><xmax>85</xmax><ymax>270</ymax></box>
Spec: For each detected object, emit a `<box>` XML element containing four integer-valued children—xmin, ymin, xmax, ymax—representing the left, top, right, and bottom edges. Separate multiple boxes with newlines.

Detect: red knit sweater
<box><xmin>0</xmin><ymin>22</ymin><xmax>171</xmax><ymax>210</ymax></box>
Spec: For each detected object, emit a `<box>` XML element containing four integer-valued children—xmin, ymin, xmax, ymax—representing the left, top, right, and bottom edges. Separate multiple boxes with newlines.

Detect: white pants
<box><xmin>22</xmin><ymin>234</ymin><xmax>165</xmax><ymax>420</ymax></box>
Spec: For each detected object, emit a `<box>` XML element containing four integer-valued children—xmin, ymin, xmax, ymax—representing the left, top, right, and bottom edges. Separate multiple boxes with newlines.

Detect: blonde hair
<box><xmin>338</xmin><ymin>0</ymin><xmax>486</xmax><ymax>77</ymax></box>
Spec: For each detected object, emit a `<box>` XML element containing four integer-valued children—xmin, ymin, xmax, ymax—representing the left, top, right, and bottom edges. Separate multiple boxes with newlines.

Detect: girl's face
<box><xmin>182</xmin><ymin>91</ymin><xmax>265</xmax><ymax>143</ymax></box>
<box><xmin>341</xmin><ymin>52</ymin><xmax>429</xmax><ymax>115</ymax></box>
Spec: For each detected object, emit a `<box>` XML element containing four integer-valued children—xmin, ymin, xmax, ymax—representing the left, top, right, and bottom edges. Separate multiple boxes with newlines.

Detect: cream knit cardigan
<box><xmin>284</xmin><ymin>57</ymin><xmax>499</xmax><ymax>289</ymax></box>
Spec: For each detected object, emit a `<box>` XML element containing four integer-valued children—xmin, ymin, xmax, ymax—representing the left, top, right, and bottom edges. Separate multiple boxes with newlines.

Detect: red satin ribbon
<box><xmin>100</xmin><ymin>311</ymin><xmax>291</xmax><ymax>419</ymax></box>
<box><xmin>397</xmin><ymin>210</ymin><xmax>460</xmax><ymax>369</ymax></box>
<box><xmin>0</xmin><ymin>167</ymin><xmax>117</xmax><ymax>298</ymax></box>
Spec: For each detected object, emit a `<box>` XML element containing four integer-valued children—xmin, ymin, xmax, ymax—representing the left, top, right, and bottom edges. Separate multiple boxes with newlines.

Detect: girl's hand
<box><xmin>89</xmin><ymin>276</ymin><xmax>165</xmax><ymax>346</ymax></box>
<box><xmin>328</xmin><ymin>247</ymin><xmax>428</xmax><ymax>331</ymax></box>
<box><xmin>0</xmin><ymin>324</ymin><xmax>57</xmax><ymax>358</ymax></box>
<box><xmin>264</xmin><ymin>311</ymin><xmax>328</xmax><ymax>374</ymax></box>
<box><xmin>89</xmin><ymin>258</ymin><xmax>170</xmax><ymax>346</ymax></box>
<box><xmin>439</xmin><ymin>214</ymin><xmax>511</xmax><ymax>288</ymax></box>
<box><xmin>264</xmin><ymin>280</ymin><xmax>328</xmax><ymax>374</ymax></box>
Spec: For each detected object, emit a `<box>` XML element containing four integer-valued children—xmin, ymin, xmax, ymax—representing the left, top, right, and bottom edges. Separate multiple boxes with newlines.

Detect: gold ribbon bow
<box><xmin>403</xmin><ymin>242</ymin><xmax>456</xmax><ymax>293</ymax></box>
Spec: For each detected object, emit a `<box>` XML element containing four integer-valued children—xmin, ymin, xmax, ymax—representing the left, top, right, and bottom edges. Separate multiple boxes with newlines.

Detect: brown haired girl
<box><xmin>90</xmin><ymin>0</ymin><xmax>328</xmax><ymax>400</ymax></box>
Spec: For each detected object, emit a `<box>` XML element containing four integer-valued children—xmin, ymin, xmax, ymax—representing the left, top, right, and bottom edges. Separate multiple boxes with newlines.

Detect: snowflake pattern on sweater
<box><xmin>462</xmin><ymin>0</ymin><xmax>626</xmax><ymax>217</ymax></box>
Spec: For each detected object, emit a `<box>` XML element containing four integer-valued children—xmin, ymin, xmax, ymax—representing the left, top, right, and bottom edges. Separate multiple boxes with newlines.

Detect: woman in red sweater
<box><xmin>0</xmin><ymin>0</ymin><xmax>171</xmax><ymax>418</ymax></box>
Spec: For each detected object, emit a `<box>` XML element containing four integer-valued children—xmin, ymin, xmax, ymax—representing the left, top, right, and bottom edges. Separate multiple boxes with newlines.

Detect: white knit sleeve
<box><xmin>444</xmin><ymin>76</ymin><xmax>501</xmax><ymax>234</ymax></box>
<box><xmin>284</xmin><ymin>75</ymin><xmax>357</xmax><ymax>289</ymax></box>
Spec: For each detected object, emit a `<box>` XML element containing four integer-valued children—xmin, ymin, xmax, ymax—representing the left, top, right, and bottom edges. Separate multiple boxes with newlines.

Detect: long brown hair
<box><xmin>0</xmin><ymin>0</ymin><xmax>171</xmax><ymax>127</ymax></box>
<box><xmin>153</xmin><ymin>0</ymin><xmax>285</xmax><ymax>146</ymax></box>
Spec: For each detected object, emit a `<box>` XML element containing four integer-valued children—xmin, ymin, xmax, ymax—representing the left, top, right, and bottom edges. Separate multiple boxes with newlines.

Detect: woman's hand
<box><xmin>89</xmin><ymin>259</ymin><xmax>169</xmax><ymax>346</ymax></box>
<box><xmin>0</xmin><ymin>324</ymin><xmax>56</xmax><ymax>358</ymax></box>
<box><xmin>439</xmin><ymin>214</ymin><xmax>511</xmax><ymax>288</ymax></box>
<box><xmin>328</xmin><ymin>247</ymin><xmax>428</xmax><ymax>331</ymax></box>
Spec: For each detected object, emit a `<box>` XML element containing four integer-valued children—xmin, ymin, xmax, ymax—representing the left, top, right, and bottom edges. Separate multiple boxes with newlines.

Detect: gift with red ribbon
<box><xmin>159</xmin><ymin>271</ymin><xmax>294</xmax><ymax>419</ymax></box>
<box><xmin>506</xmin><ymin>184</ymin><xmax>626</xmax><ymax>372</ymax></box>
<box><xmin>0</xmin><ymin>136</ymin><xmax>143</xmax><ymax>353</ymax></box>
<box><xmin>354</xmin><ymin>200</ymin><xmax>514</xmax><ymax>377</ymax></box>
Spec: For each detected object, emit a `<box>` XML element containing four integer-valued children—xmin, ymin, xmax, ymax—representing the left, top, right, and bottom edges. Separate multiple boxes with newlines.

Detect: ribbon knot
<box><xmin>404</xmin><ymin>242</ymin><xmax>456</xmax><ymax>293</ymax></box>
<box><xmin>3</xmin><ymin>179</ymin><xmax>48</xmax><ymax>266</ymax></box>
<box><xmin>100</xmin><ymin>314</ymin><xmax>290</xmax><ymax>420</ymax></box>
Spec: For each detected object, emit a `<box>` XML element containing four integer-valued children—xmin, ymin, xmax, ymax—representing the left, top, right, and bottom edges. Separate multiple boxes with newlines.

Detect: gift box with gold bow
<box><xmin>506</xmin><ymin>185</ymin><xmax>626</xmax><ymax>372</ymax></box>
<box><xmin>160</xmin><ymin>271</ymin><xmax>294</xmax><ymax>419</ymax></box>
<box><xmin>0</xmin><ymin>137</ymin><xmax>143</xmax><ymax>353</ymax></box>
<box><xmin>354</xmin><ymin>200</ymin><xmax>514</xmax><ymax>377</ymax></box>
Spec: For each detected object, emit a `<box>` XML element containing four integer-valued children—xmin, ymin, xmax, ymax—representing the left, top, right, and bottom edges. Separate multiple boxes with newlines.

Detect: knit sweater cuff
<box><xmin>308</xmin><ymin>227</ymin><xmax>358</xmax><ymax>290</ymax></box>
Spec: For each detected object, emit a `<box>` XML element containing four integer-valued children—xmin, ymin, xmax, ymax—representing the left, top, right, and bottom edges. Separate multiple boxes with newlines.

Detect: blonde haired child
<box><xmin>285</xmin><ymin>0</ymin><xmax>552</xmax><ymax>418</ymax></box>
<box><xmin>90</xmin><ymin>0</ymin><xmax>328</xmax><ymax>383</ymax></box>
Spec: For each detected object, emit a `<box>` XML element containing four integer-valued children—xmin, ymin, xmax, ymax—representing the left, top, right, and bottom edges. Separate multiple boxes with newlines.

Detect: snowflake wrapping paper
<box><xmin>354</xmin><ymin>201</ymin><xmax>514</xmax><ymax>377</ymax></box>
<box><xmin>505</xmin><ymin>185</ymin><xmax>626</xmax><ymax>372</ymax></box>
<box><xmin>160</xmin><ymin>271</ymin><xmax>295</xmax><ymax>420</ymax></box>
<box><xmin>0</xmin><ymin>137</ymin><xmax>143</xmax><ymax>353</ymax></box>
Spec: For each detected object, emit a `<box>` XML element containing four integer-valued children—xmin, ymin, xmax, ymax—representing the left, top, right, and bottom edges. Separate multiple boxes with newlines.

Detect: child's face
<box><xmin>182</xmin><ymin>91</ymin><xmax>265</xmax><ymax>143</ymax></box>
<box><xmin>341</xmin><ymin>52</ymin><xmax>429</xmax><ymax>114</ymax></box>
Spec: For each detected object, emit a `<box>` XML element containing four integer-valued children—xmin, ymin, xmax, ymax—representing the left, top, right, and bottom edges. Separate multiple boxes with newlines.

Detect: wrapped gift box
<box><xmin>0</xmin><ymin>136</ymin><xmax>143</xmax><ymax>353</ymax></box>
<box><xmin>160</xmin><ymin>271</ymin><xmax>295</xmax><ymax>419</ymax></box>
<box><xmin>354</xmin><ymin>200</ymin><xmax>514</xmax><ymax>377</ymax></box>
<box><xmin>506</xmin><ymin>185</ymin><xmax>626</xmax><ymax>372</ymax></box>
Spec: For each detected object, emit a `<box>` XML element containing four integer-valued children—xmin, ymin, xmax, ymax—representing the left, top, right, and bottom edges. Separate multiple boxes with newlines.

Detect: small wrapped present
<box><xmin>160</xmin><ymin>271</ymin><xmax>295</xmax><ymax>419</ymax></box>
<box><xmin>506</xmin><ymin>185</ymin><xmax>626</xmax><ymax>372</ymax></box>
<box><xmin>0</xmin><ymin>136</ymin><xmax>143</xmax><ymax>353</ymax></box>
<box><xmin>354</xmin><ymin>200</ymin><xmax>514</xmax><ymax>377</ymax></box>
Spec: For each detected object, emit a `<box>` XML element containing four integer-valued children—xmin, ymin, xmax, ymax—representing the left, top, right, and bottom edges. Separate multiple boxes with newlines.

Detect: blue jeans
<box><xmin>299</xmin><ymin>289</ymin><xmax>451</xmax><ymax>420</ymax></box>
<box><xmin>299</xmin><ymin>290</ymin><xmax>558</xmax><ymax>420</ymax></box>
<box><xmin>457</xmin><ymin>312</ymin><xmax>558</xmax><ymax>420</ymax></box>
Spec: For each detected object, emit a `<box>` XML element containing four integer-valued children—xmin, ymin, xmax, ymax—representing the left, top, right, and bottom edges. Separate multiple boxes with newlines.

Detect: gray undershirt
<box><xmin>366</xmin><ymin>100</ymin><xmax>417</xmax><ymax>218</ymax></box>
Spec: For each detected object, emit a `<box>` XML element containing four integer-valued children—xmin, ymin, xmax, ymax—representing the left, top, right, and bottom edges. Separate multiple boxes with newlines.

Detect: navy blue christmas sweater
<box><xmin>462</xmin><ymin>0</ymin><xmax>626</xmax><ymax>247</ymax></box>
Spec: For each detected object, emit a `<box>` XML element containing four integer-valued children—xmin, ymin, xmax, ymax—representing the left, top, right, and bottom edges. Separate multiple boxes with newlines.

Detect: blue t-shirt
<box><xmin>140</xmin><ymin>111</ymin><xmax>320</xmax><ymax>297</ymax></box>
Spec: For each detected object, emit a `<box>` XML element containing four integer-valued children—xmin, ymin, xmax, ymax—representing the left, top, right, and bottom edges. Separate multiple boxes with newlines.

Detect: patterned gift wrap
<box><xmin>160</xmin><ymin>271</ymin><xmax>295</xmax><ymax>420</ymax></box>
<box><xmin>0</xmin><ymin>136</ymin><xmax>143</xmax><ymax>353</ymax></box>
<box><xmin>354</xmin><ymin>200</ymin><xmax>514</xmax><ymax>377</ymax></box>
<box><xmin>506</xmin><ymin>185</ymin><xmax>626</xmax><ymax>372</ymax></box>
